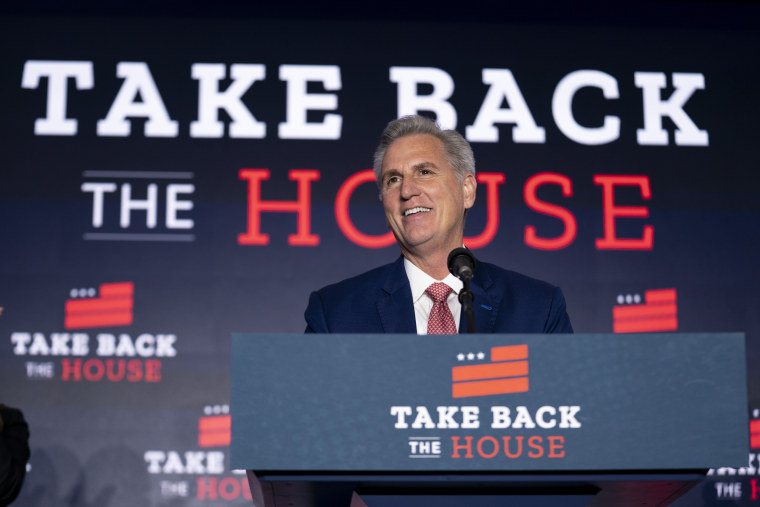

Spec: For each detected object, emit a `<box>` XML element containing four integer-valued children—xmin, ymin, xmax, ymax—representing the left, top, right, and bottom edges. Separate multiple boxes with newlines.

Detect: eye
<box><xmin>385</xmin><ymin>175</ymin><xmax>400</xmax><ymax>187</ymax></box>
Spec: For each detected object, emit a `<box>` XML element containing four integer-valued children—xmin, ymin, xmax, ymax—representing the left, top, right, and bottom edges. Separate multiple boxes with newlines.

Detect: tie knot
<box><xmin>425</xmin><ymin>282</ymin><xmax>453</xmax><ymax>303</ymax></box>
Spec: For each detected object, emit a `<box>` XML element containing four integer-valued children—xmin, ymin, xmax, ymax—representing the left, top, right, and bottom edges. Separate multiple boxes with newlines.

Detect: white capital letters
<box><xmin>166</xmin><ymin>184</ymin><xmax>194</xmax><ymax>229</ymax></box>
<box><xmin>511</xmin><ymin>406</ymin><xmax>537</xmax><ymax>429</ymax></box>
<box><xmin>190</xmin><ymin>63</ymin><xmax>266</xmax><ymax>138</ymax></box>
<box><xmin>144</xmin><ymin>451</ymin><xmax>165</xmax><ymax>474</ymax></box>
<box><xmin>21</xmin><ymin>60</ymin><xmax>94</xmax><ymax>135</ymax></box>
<box><xmin>635</xmin><ymin>72</ymin><xmax>708</xmax><ymax>146</ymax></box>
<box><xmin>81</xmin><ymin>182</ymin><xmax>117</xmax><ymax>227</ymax></box>
<box><xmin>535</xmin><ymin>406</ymin><xmax>557</xmax><ymax>428</ymax></box>
<box><xmin>97</xmin><ymin>62</ymin><xmax>178</xmax><ymax>137</ymax></box>
<box><xmin>50</xmin><ymin>333</ymin><xmax>72</xmax><ymax>355</ymax></box>
<box><xmin>120</xmin><ymin>183</ymin><xmax>158</xmax><ymax>228</ymax></box>
<box><xmin>11</xmin><ymin>332</ymin><xmax>31</xmax><ymax>355</ymax></box>
<box><xmin>71</xmin><ymin>334</ymin><xmax>89</xmax><ymax>355</ymax></box>
<box><xmin>553</xmin><ymin>70</ymin><xmax>620</xmax><ymax>145</ymax></box>
<box><xmin>559</xmin><ymin>405</ymin><xmax>582</xmax><ymax>428</ymax></box>
<box><xmin>155</xmin><ymin>335</ymin><xmax>178</xmax><ymax>357</ymax></box>
<box><xmin>390</xmin><ymin>406</ymin><xmax>412</xmax><ymax>428</ymax></box>
<box><xmin>135</xmin><ymin>334</ymin><xmax>155</xmax><ymax>357</ymax></box>
<box><xmin>390</xmin><ymin>66</ymin><xmax>457</xmax><ymax>129</ymax></box>
<box><xmin>461</xmin><ymin>406</ymin><xmax>480</xmax><ymax>429</ymax></box>
<box><xmin>490</xmin><ymin>406</ymin><xmax>511</xmax><ymax>428</ymax></box>
<box><xmin>206</xmin><ymin>451</ymin><xmax>224</xmax><ymax>474</ymax></box>
<box><xmin>466</xmin><ymin>69</ymin><xmax>545</xmax><ymax>143</ymax></box>
<box><xmin>436</xmin><ymin>406</ymin><xmax>460</xmax><ymax>429</ymax></box>
<box><xmin>97</xmin><ymin>334</ymin><xmax>116</xmax><ymax>356</ymax></box>
<box><xmin>411</xmin><ymin>406</ymin><xmax>436</xmax><ymax>429</ymax></box>
<box><xmin>278</xmin><ymin>65</ymin><xmax>342</xmax><ymax>140</ymax></box>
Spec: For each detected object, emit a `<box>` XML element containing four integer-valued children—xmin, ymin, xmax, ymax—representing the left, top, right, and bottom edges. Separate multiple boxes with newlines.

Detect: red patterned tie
<box><xmin>425</xmin><ymin>282</ymin><xmax>457</xmax><ymax>335</ymax></box>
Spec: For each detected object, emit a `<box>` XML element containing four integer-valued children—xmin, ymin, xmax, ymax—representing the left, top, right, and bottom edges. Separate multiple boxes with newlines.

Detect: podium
<box><xmin>230</xmin><ymin>333</ymin><xmax>748</xmax><ymax>506</ymax></box>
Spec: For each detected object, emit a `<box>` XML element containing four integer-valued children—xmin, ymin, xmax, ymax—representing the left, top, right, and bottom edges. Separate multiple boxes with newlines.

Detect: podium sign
<box><xmin>230</xmin><ymin>333</ymin><xmax>747</xmax><ymax>472</ymax></box>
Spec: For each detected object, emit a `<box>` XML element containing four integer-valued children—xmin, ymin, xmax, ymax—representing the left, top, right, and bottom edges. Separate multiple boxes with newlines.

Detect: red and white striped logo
<box><xmin>452</xmin><ymin>345</ymin><xmax>529</xmax><ymax>398</ymax></box>
<box><xmin>64</xmin><ymin>282</ymin><xmax>134</xmax><ymax>329</ymax></box>
<box><xmin>613</xmin><ymin>288</ymin><xmax>677</xmax><ymax>333</ymax></box>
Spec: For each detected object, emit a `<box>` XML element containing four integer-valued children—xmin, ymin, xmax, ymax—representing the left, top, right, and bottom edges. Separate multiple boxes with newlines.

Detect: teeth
<box><xmin>404</xmin><ymin>207</ymin><xmax>431</xmax><ymax>216</ymax></box>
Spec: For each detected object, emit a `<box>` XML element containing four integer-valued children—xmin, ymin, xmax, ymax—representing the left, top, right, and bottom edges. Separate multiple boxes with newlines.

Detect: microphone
<box><xmin>447</xmin><ymin>247</ymin><xmax>476</xmax><ymax>282</ymax></box>
<box><xmin>448</xmin><ymin>247</ymin><xmax>477</xmax><ymax>333</ymax></box>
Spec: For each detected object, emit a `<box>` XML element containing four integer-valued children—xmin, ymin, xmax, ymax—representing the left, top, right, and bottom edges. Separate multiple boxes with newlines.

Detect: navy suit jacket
<box><xmin>305</xmin><ymin>256</ymin><xmax>572</xmax><ymax>333</ymax></box>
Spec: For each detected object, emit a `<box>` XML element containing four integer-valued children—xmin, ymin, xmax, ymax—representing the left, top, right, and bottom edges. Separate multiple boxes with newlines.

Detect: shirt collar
<box><xmin>403</xmin><ymin>257</ymin><xmax>463</xmax><ymax>303</ymax></box>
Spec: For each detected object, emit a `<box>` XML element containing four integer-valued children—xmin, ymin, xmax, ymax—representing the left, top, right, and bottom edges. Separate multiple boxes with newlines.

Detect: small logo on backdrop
<box><xmin>10</xmin><ymin>281</ymin><xmax>177</xmax><ymax>383</ymax></box>
<box><xmin>64</xmin><ymin>282</ymin><xmax>134</xmax><ymax>329</ymax></box>
<box><xmin>452</xmin><ymin>345</ymin><xmax>529</xmax><ymax>398</ymax></box>
<box><xmin>707</xmin><ymin>408</ymin><xmax>760</xmax><ymax>502</ymax></box>
<box><xmin>198</xmin><ymin>405</ymin><xmax>231</xmax><ymax>448</ymax></box>
<box><xmin>613</xmin><ymin>288</ymin><xmax>677</xmax><ymax>333</ymax></box>
<box><xmin>144</xmin><ymin>404</ymin><xmax>251</xmax><ymax>502</ymax></box>
<box><xmin>751</xmin><ymin>412</ymin><xmax>760</xmax><ymax>450</ymax></box>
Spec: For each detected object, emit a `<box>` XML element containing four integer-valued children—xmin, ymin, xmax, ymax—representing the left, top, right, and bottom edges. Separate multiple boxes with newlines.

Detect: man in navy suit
<box><xmin>305</xmin><ymin>115</ymin><xmax>572</xmax><ymax>334</ymax></box>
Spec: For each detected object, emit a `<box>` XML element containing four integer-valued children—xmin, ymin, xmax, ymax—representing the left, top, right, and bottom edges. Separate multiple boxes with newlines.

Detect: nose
<box><xmin>399</xmin><ymin>176</ymin><xmax>420</xmax><ymax>200</ymax></box>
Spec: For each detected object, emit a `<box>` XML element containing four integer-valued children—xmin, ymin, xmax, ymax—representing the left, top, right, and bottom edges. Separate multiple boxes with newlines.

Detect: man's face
<box><xmin>380</xmin><ymin>134</ymin><xmax>476</xmax><ymax>261</ymax></box>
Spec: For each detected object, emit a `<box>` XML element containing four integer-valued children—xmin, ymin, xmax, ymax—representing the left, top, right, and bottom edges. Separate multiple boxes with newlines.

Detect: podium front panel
<box><xmin>230</xmin><ymin>333</ymin><xmax>747</xmax><ymax>472</ymax></box>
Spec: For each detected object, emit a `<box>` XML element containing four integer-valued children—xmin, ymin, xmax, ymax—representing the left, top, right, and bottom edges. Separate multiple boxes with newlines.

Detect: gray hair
<box><xmin>372</xmin><ymin>115</ymin><xmax>476</xmax><ymax>187</ymax></box>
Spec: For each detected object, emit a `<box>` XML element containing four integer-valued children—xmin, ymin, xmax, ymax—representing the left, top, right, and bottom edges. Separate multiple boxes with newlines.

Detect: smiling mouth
<box><xmin>404</xmin><ymin>207</ymin><xmax>431</xmax><ymax>217</ymax></box>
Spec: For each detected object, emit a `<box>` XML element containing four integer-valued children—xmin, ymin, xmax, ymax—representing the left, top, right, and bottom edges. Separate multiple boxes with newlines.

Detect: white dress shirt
<box><xmin>403</xmin><ymin>257</ymin><xmax>463</xmax><ymax>335</ymax></box>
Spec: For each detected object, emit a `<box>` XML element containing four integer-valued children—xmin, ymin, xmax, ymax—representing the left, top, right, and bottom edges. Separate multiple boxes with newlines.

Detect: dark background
<box><xmin>1</xmin><ymin>1</ymin><xmax>759</xmax><ymax>505</ymax></box>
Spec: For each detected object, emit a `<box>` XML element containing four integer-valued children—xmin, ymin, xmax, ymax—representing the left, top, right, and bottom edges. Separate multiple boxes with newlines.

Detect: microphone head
<box><xmin>448</xmin><ymin>247</ymin><xmax>476</xmax><ymax>280</ymax></box>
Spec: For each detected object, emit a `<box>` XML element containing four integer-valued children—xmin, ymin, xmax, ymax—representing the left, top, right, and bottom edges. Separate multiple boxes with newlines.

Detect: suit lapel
<box><xmin>377</xmin><ymin>257</ymin><xmax>416</xmax><ymax>333</ymax></box>
<box><xmin>461</xmin><ymin>264</ymin><xmax>501</xmax><ymax>334</ymax></box>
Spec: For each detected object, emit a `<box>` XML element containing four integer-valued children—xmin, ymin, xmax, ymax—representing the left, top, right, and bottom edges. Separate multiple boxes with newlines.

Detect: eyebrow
<box><xmin>382</xmin><ymin>168</ymin><xmax>402</xmax><ymax>182</ymax></box>
<box><xmin>382</xmin><ymin>161</ymin><xmax>439</xmax><ymax>183</ymax></box>
<box><xmin>412</xmin><ymin>162</ymin><xmax>437</xmax><ymax>171</ymax></box>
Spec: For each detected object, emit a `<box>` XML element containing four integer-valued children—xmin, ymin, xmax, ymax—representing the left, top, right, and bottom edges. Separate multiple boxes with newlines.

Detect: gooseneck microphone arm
<box><xmin>447</xmin><ymin>247</ymin><xmax>477</xmax><ymax>334</ymax></box>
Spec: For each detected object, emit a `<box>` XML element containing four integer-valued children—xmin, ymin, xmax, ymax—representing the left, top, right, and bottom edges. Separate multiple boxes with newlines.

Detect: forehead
<box><xmin>381</xmin><ymin>134</ymin><xmax>448</xmax><ymax>173</ymax></box>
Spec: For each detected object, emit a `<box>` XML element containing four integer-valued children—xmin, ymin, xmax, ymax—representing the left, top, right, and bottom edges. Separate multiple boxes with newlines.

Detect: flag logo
<box><xmin>452</xmin><ymin>344</ymin><xmax>529</xmax><ymax>398</ymax></box>
<box><xmin>198</xmin><ymin>415</ymin><xmax>231</xmax><ymax>447</ymax></box>
<box><xmin>750</xmin><ymin>419</ymin><xmax>760</xmax><ymax>449</ymax></box>
<box><xmin>64</xmin><ymin>282</ymin><xmax>134</xmax><ymax>329</ymax></box>
<box><xmin>613</xmin><ymin>288</ymin><xmax>677</xmax><ymax>333</ymax></box>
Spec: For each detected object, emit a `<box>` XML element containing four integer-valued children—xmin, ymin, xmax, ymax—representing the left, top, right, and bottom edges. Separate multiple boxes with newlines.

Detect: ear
<box><xmin>462</xmin><ymin>173</ymin><xmax>477</xmax><ymax>210</ymax></box>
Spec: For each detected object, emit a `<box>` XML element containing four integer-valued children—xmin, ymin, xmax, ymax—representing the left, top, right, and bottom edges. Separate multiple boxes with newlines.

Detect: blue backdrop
<box><xmin>2</xmin><ymin>3</ymin><xmax>760</xmax><ymax>505</ymax></box>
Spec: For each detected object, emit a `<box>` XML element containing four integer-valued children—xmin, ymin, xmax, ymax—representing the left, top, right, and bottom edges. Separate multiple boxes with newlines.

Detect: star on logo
<box><xmin>457</xmin><ymin>353</ymin><xmax>465</xmax><ymax>361</ymax></box>
<box><xmin>466</xmin><ymin>352</ymin><xmax>475</xmax><ymax>360</ymax></box>
<box><xmin>477</xmin><ymin>351</ymin><xmax>485</xmax><ymax>360</ymax></box>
